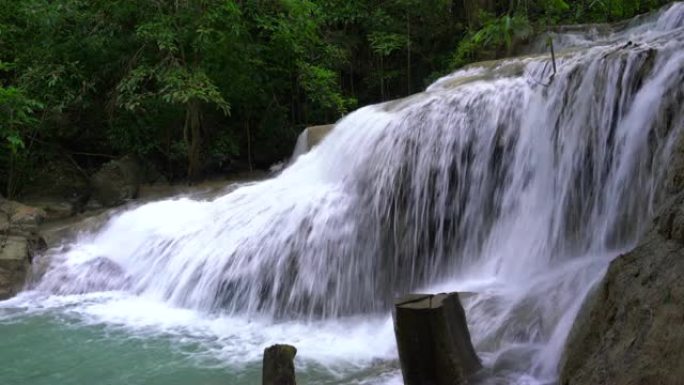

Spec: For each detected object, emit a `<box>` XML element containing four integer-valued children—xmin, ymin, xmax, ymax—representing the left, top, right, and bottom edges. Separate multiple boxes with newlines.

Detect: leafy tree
<box><xmin>115</xmin><ymin>0</ymin><xmax>234</xmax><ymax>179</ymax></box>
<box><xmin>0</xmin><ymin>83</ymin><xmax>42</xmax><ymax>197</ymax></box>
<box><xmin>0</xmin><ymin>0</ymin><xmax>674</xmax><ymax>195</ymax></box>
<box><xmin>451</xmin><ymin>13</ymin><xmax>532</xmax><ymax>68</ymax></box>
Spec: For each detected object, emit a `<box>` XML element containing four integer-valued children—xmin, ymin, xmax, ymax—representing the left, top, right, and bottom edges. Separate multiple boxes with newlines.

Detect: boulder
<box><xmin>305</xmin><ymin>125</ymin><xmax>334</xmax><ymax>149</ymax></box>
<box><xmin>0</xmin><ymin>236</ymin><xmax>31</xmax><ymax>299</ymax></box>
<box><xmin>0</xmin><ymin>198</ymin><xmax>46</xmax><ymax>300</ymax></box>
<box><xmin>0</xmin><ymin>213</ymin><xmax>7</xmax><ymax>233</ymax></box>
<box><xmin>35</xmin><ymin>256</ymin><xmax>128</xmax><ymax>295</ymax></box>
<box><xmin>290</xmin><ymin>124</ymin><xmax>334</xmax><ymax>163</ymax></box>
<box><xmin>560</xmin><ymin>103</ymin><xmax>684</xmax><ymax>385</ymax></box>
<box><xmin>262</xmin><ymin>344</ymin><xmax>297</xmax><ymax>385</ymax></box>
<box><xmin>21</xmin><ymin>199</ymin><xmax>77</xmax><ymax>221</ymax></box>
<box><xmin>559</xmin><ymin>192</ymin><xmax>684</xmax><ymax>385</ymax></box>
<box><xmin>20</xmin><ymin>158</ymin><xmax>91</xmax><ymax>213</ymax></box>
<box><xmin>394</xmin><ymin>293</ymin><xmax>481</xmax><ymax>385</ymax></box>
<box><xmin>664</xmin><ymin>126</ymin><xmax>684</xmax><ymax>197</ymax></box>
<box><xmin>90</xmin><ymin>155</ymin><xmax>142</xmax><ymax>207</ymax></box>
<box><xmin>0</xmin><ymin>199</ymin><xmax>46</xmax><ymax>230</ymax></box>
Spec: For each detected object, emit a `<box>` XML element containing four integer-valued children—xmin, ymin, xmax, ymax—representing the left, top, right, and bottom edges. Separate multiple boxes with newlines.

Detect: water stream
<box><xmin>2</xmin><ymin>3</ymin><xmax>684</xmax><ymax>384</ymax></box>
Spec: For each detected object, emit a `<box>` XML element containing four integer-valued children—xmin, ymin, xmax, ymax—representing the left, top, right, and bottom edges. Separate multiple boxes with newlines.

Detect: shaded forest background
<box><xmin>0</xmin><ymin>0</ymin><xmax>672</xmax><ymax>197</ymax></box>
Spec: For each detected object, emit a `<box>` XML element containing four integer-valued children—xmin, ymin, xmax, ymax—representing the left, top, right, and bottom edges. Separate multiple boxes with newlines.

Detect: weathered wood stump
<box><xmin>393</xmin><ymin>293</ymin><xmax>481</xmax><ymax>385</ymax></box>
<box><xmin>262</xmin><ymin>344</ymin><xmax>297</xmax><ymax>385</ymax></box>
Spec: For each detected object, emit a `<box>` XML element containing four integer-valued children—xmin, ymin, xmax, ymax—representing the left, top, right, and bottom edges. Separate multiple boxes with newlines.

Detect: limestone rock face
<box><xmin>305</xmin><ymin>125</ymin><xmax>334</xmax><ymax>149</ymax></box>
<box><xmin>4</xmin><ymin>200</ymin><xmax>46</xmax><ymax>228</ymax></box>
<box><xmin>0</xmin><ymin>236</ymin><xmax>30</xmax><ymax>299</ymax></box>
<box><xmin>290</xmin><ymin>124</ymin><xmax>334</xmax><ymax>163</ymax></box>
<box><xmin>0</xmin><ymin>199</ymin><xmax>46</xmax><ymax>233</ymax></box>
<box><xmin>0</xmin><ymin>199</ymin><xmax>46</xmax><ymax>299</ymax></box>
<box><xmin>22</xmin><ymin>199</ymin><xmax>78</xmax><ymax>221</ymax></box>
<box><xmin>91</xmin><ymin>155</ymin><xmax>142</xmax><ymax>207</ymax></box>
<box><xmin>559</xmin><ymin>193</ymin><xmax>684</xmax><ymax>385</ymax></box>
<box><xmin>560</xmin><ymin>107</ymin><xmax>684</xmax><ymax>385</ymax></box>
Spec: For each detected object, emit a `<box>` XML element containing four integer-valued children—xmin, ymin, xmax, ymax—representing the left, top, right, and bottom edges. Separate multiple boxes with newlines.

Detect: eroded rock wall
<box><xmin>0</xmin><ymin>199</ymin><xmax>46</xmax><ymax>299</ymax></box>
<box><xmin>560</xmin><ymin>116</ymin><xmax>684</xmax><ymax>385</ymax></box>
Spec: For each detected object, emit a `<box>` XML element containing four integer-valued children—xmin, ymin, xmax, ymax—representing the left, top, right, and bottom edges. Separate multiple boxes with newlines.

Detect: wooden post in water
<box><xmin>393</xmin><ymin>293</ymin><xmax>481</xmax><ymax>385</ymax></box>
<box><xmin>262</xmin><ymin>344</ymin><xmax>297</xmax><ymax>385</ymax></box>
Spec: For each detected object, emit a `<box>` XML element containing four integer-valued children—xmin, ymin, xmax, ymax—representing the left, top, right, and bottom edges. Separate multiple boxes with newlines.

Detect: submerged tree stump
<box><xmin>393</xmin><ymin>293</ymin><xmax>481</xmax><ymax>385</ymax></box>
<box><xmin>262</xmin><ymin>344</ymin><xmax>297</xmax><ymax>385</ymax></box>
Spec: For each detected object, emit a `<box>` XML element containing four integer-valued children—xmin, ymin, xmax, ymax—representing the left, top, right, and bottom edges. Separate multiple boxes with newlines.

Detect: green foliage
<box><xmin>0</xmin><ymin>86</ymin><xmax>42</xmax><ymax>153</ymax></box>
<box><xmin>0</xmin><ymin>0</ymin><xmax>674</xmax><ymax>193</ymax></box>
<box><xmin>298</xmin><ymin>62</ymin><xmax>354</xmax><ymax>114</ymax></box>
<box><xmin>0</xmin><ymin>84</ymin><xmax>43</xmax><ymax>196</ymax></box>
<box><xmin>578</xmin><ymin>0</ymin><xmax>664</xmax><ymax>22</ymax></box>
<box><xmin>369</xmin><ymin>32</ymin><xmax>406</xmax><ymax>57</ymax></box>
<box><xmin>117</xmin><ymin>66</ymin><xmax>229</xmax><ymax>114</ymax></box>
<box><xmin>542</xmin><ymin>0</ymin><xmax>571</xmax><ymax>22</ymax></box>
<box><xmin>452</xmin><ymin>13</ymin><xmax>532</xmax><ymax>69</ymax></box>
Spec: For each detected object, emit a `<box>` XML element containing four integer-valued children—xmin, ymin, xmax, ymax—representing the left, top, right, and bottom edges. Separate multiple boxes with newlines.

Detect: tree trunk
<box><xmin>393</xmin><ymin>293</ymin><xmax>481</xmax><ymax>385</ymax></box>
<box><xmin>379</xmin><ymin>55</ymin><xmax>385</xmax><ymax>100</ymax></box>
<box><xmin>350</xmin><ymin>58</ymin><xmax>355</xmax><ymax>98</ymax></box>
<box><xmin>185</xmin><ymin>100</ymin><xmax>202</xmax><ymax>181</ymax></box>
<box><xmin>406</xmin><ymin>11</ymin><xmax>411</xmax><ymax>95</ymax></box>
<box><xmin>245</xmin><ymin>118</ymin><xmax>253</xmax><ymax>171</ymax></box>
<box><xmin>263</xmin><ymin>344</ymin><xmax>297</xmax><ymax>385</ymax></box>
<box><xmin>464</xmin><ymin>0</ymin><xmax>496</xmax><ymax>28</ymax></box>
<box><xmin>165</xmin><ymin>124</ymin><xmax>172</xmax><ymax>179</ymax></box>
<box><xmin>6</xmin><ymin>152</ymin><xmax>16</xmax><ymax>198</ymax></box>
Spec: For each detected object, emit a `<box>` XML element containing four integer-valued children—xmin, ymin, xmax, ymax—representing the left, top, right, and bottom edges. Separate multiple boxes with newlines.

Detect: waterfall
<box><xmin>22</xmin><ymin>2</ymin><xmax>684</xmax><ymax>383</ymax></box>
<box><xmin>290</xmin><ymin>127</ymin><xmax>309</xmax><ymax>163</ymax></box>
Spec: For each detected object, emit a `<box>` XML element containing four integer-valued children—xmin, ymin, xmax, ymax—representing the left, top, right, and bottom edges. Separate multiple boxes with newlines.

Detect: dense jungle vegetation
<box><xmin>0</xmin><ymin>0</ymin><xmax>672</xmax><ymax>197</ymax></box>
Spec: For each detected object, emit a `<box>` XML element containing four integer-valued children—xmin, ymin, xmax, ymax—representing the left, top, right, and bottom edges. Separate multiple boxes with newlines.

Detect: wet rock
<box><xmin>305</xmin><ymin>125</ymin><xmax>333</xmax><ymax>149</ymax></box>
<box><xmin>21</xmin><ymin>158</ymin><xmax>91</xmax><ymax>212</ymax></box>
<box><xmin>560</xmin><ymin>72</ymin><xmax>684</xmax><ymax>380</ymax></box>
<box><xmin>394</xmin><ymin>293</ymin><xmax>481</xmax><ymax>385</ymax></box>
<box><xmin>561</xmin><ymin>86</ymin><xmax>684</xmax><ymax>384</ymax></box>
<box><xmin>35</xmin><ymin>256</ymin><xmax>128</xmax><ymax>295</ymax></box>
<box><xmin>0</xmin><ymin>199</ymin><xmax>46</xmax><ymax>299</ymax></box>
<box><xmin>0</xmin><ymin>199</ymin><xmax>46</xmax><ymax>232</ymax></box>
<box><xmin>0</xmin><ymin>214</ymin><xmax>8</xmax><ymax>233</ymax></box>
<box><xmin>91</xmin><ymin>155</ymin><xmax>142</xmax><ymax>207</ymax></box>
<box><xmin>290</xmin><ymin>124</ymin><xmax>334</xmax><ymax>162</ymax></box>
<box><xmin>22</xmin><ymin>199</ymin><xmax>76</xmax><ymax>221</ymax></box>
<box><xmin>38</xmin><ymin>209</ymin><xmax>110</xmax><ymax>248</ymax></box>
<box><xmin>262</xmin><ymin>344</ymin><xmax>297</xmax><ymax>385</ymax></box>
<box><xmin>0</xmin><ymin>236</ymin><xmax>30</xmax><ymax>299</ymax></box>
<box><xmin>140</xmin><ymin>161</ymin><xmax>167</xmax><ymax>185</ymax></box>
<box><xmin>560</xmin><ymin>193</ymin><xmax>684</xmax><ymax>385</ymax></box>
<box><xmin>664</xmin><ymin>137</ymin><xmax>684</xmax><ymax>197</ymax></box>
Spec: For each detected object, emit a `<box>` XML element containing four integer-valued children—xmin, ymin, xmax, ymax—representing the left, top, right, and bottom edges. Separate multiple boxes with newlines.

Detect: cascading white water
<box><xmin>290</xmin><ymin>127</ymin><xmax>309</xmax><ymax>163</ymax></box>
<box><xmin>13</xmin><ymin>3</ymin><xmax>684</xmax><ymax>384</ymax></box>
